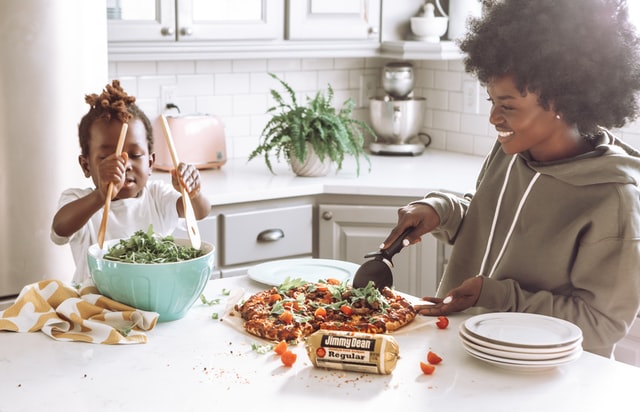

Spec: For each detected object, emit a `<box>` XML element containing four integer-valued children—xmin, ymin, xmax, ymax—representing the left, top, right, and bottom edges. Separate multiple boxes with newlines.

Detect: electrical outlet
<box><xmin>160</xmin><ymin>85</ymin><xmax>177</xmax><ymax>111</ymax></box>
<box><xmin>359</xmin><ymin>74</ymin><xmax>377</xmax><ymax>108</ymax></box>
<box><xmin>463</xmin><ymin>80</ymin><xmax>480</xmax><ymax>114</ymax></box>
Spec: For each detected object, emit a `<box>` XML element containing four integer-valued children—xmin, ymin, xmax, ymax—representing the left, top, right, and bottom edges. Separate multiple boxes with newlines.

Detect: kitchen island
<box><xmin>2</xmin><ymin>275</ymin><xmax>639</xmax><ymax>411</ymax></box>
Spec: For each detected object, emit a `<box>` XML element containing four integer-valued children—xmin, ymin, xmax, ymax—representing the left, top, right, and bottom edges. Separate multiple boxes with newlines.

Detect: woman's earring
<box><xmin>555</xmin><ymin>114</ymin><xmax>561</xmax><ymax>120</ymax></box>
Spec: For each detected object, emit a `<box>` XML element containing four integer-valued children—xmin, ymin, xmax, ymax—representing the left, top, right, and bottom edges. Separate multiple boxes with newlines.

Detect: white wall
<box><xmin>0</xmin><ymin>0</ymin><xmax>108</xmax><ymax>296</ymax></box>
<box><xmin>108</xmin><ymin>57</ymin><xmax>640</xmax><ymax>160</ymax></box>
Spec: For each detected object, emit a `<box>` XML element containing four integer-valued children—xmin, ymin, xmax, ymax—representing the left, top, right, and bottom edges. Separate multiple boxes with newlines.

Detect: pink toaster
<box><xmin>152</xmin><ymin>114</ymin><xmax>227</xmax><ymax>171</ymax></box>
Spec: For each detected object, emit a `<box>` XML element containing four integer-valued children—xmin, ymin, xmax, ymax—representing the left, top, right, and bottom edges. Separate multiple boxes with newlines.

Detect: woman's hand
<box><xmin>380</xmin><ymin>203</ymin><xmax>441</xmax><ymax>249</ymax></box>
<box><xmin>414</xmin><ymin>276</ymin><xmax>483</xmax><ymax>316</ymax></box>
<box><xmin>171</xmin><ymin>162</ymin><xmax>201</xmax><ymax>198</ymax></box>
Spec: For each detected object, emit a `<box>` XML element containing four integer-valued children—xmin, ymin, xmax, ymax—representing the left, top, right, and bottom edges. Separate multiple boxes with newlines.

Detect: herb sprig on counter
<box><xmin>104</xmin><ymin>226</ymin><xmax>204</xmax><ymax>263</ymax></box>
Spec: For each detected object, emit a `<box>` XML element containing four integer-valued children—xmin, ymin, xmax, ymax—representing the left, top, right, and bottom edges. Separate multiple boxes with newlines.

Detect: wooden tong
<box><xmin>159</xmin><ymin>115</ymin><xmax>202</xmax><ymax>249</ymax></box>
<box><xmin>97</xmin><ymin>123</ymin><xmax>128</xmax><ymax>249</ymax></box>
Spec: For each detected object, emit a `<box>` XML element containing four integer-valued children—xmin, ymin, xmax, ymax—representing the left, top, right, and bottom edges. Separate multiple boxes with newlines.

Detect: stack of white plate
<box><xmin>459</xmin><ymin>312</ymin><xmax>583</xmax><ymax>371</ymax></box>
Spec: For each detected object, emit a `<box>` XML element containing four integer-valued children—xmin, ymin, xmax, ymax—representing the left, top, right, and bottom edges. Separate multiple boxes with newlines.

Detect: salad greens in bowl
<box><xmin>87</xmin><ymin>228</ymin><xmax>215</xmax><ymax>322</ymax></box>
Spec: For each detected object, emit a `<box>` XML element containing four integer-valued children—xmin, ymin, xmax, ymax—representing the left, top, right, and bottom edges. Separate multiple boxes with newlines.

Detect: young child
<box><xmin>51</xmin><ymin>80</ymin><xmax>211</xmax><ymax>287</ymax></box>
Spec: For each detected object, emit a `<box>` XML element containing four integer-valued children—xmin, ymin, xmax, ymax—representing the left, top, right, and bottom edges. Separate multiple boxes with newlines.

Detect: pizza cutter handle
<box><xmin>380</xmin><ymin>227</ymin><xmax>413</xmax><ymax>262</ymax></box>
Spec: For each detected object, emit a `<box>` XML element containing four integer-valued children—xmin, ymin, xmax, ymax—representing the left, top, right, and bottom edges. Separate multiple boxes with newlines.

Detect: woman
<box><xmin>382</xmin><ymin>0</ymin><xmax>640</xmax><ymax>358</ymax></box>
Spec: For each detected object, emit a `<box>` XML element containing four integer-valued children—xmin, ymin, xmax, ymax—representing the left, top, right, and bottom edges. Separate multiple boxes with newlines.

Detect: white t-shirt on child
<box><xmin>51</xmin><ymin>180</ymin><xmax>181</xmax><ymax>286</ymax></box>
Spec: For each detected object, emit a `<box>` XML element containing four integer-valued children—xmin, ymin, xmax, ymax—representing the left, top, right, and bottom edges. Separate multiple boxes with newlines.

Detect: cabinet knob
<box><xmin>160</xmin><ymin>27</ymin><xmax>175</xmax><ymax>36</ymax></box>
<box><xmin>322</xmin><ymin>211</ymin><xmax>333</xmax><ymax>221</ymax></box>
<box><xmin>257</xmin><ymin>228</ymin><xmax>285</xmax><ymax>242</ymax></box>
<box><xmin>180</xmin><ymin>27</ymin><xmax>193</xmax><ymax>36</ymax></box>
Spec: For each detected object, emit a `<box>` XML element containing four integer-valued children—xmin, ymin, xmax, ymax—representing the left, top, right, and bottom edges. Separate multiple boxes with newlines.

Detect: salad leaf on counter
<box><xmin>104</xmin><ymin>226</ymin><xmax>204</xmax><ymax>263</ymax></box>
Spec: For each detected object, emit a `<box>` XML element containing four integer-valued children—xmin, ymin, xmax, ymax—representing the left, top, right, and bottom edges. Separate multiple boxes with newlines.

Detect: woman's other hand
<box><xmin>414</xmin><ymin>276</ymin><xmax>483</xmax><ymax>316</ymax></box>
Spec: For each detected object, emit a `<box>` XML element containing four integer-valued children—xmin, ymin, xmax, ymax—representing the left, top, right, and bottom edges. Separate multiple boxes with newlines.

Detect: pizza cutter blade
<box><xmin>352</xmin><ymin>228</ymin><xmax>412</xmax><ymax>290</ymax></box>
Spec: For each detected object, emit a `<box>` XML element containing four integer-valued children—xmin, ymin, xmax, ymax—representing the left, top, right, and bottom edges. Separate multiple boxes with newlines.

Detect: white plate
<box><xmin>247</xmin><ymin>258</ymin><xmax>359</xmax><ymax>286</ymax></box>
<box><xmin>459</xmin><ymin>328</ymin><xmax>582</xmax><ymax>361</ymax></box>
<box><xmin>461</xmin><ymin>339</ymin><xmax>583</xmax><ymax>371</ymax></box>
<box><xmin>464</xmin><ymin>312</ymin><xmax>582</xmax><ymax>349</ymax></box>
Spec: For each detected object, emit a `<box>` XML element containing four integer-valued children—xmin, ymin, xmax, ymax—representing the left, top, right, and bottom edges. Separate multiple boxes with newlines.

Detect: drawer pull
<box><xmin>257</xmin><ymin>228</ymin><xmax>285</xmax><ymax>242</ymax></box>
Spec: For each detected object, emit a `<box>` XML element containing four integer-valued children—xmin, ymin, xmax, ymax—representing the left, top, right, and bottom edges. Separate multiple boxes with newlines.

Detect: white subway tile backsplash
<box><xmin>267</xmin><ymin>59</ymin><xmax>302</xmax><ymax>71</ymax></box>
<box><xmin>446</xmin><ymin>132</ymin><xmax>474</xmax><ymax>153</ymax></box>
<box><xmin>158</xmin><ymin>61</ymin><xmax>195</xmax><ymax>75</ymax></box>
<box><xmin>215</xmin><ymin>73</ymin><xmax>251</xmax><ymax>95</ymax></box>
<box><xmin>432</xmin><ymin>110</ymin><xmax>460</xmax><ymax>131</ymax></box>
<box><xmin>116</xmin><ymin>61</ymin><xmax>157</xmax><ymax>76</ymax></box>
<box><xmin>318</xmin><ymin>70</ymin><xmax>350</xmax><ymax>91</ymax></box>
<box><xmin>283</xmin><ymin>71</ymin><xmax>318</xmax><ymax>93</ymax></box>
<box><xmin>434</xmin><ymin>70</ymin><xmax>462</xmax><ymax>91</ymax></box>
<box><xmin>233</xmin><ymin>59</ymin><xmax>268</xmax><ymax>73</ymax></box>
<box><xmin>196</xmin><ymin>60</ymin><xmax>232</xmax><ymax>73</ymax></box>
<box><xmin>233</xmin><ymin>94</ymin><xmax>268</xmax><ymax>116</ymax></box>
<box><xmin>138</xmin><ymin>75</ymin><xmax>175</xmax><ymax>98</ymax></box>
<box><xmin>177</xmin><ymin>75</ymin><xmax>214</xmax><ymax>96</ymax></box>
<box><xmin>425</xmin><ymin>89</ymin><xmax>448</xmax><ymax>110</ymax></box>
<box><xmin>334</xmin><ymin>58</ymin><xmax>366</xmax><ymax>69</ymax></box>
<box><xmin>301</xmin><ymin>58</ymin><xmax>334</xmax><ymax>71</ymax></box>
<box><xmin>109</xmin><ymin>56</ymin><xmax>640</xmax><ymax>160</ymax></box>
<box><xmin>196</xmin><ymin>95</ymin><xmax>233</xmax><ymax>116</ymax></box>
<box><xmin>460</xmin><ymin>113</ymin><xmax>489</xmax><ymax>135</ymax></box>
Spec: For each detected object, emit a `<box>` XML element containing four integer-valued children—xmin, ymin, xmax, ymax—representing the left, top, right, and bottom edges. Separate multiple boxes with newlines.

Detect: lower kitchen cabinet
<box><xmin>215</xmin><ymin>198</ymin><xmax>314</xmax><ymax>278</ymax></box>
<box><xmin>318</xmin><ymin>203</ymin><xmax>442</xmax><ymax>297</ymax></box>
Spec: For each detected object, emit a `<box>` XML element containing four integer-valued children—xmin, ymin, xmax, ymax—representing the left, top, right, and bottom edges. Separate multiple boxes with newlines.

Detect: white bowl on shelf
<box><xmin>410</xmin><ymin>16</ymin><xmax>449</xmax><ymax>43</ymax></box>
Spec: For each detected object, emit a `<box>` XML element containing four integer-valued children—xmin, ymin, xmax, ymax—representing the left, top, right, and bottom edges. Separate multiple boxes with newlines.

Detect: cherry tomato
<box><xmin>281</xmin><ymin>350</ymin><xmax>297</xmax><ymax>367</ymax></box>
<box><xmin>340</xmin><ymin>305</ymin><xmax>353</xmax><ymax>316</ymax></box>
<box><xmin>427</xmin><ymin>351</ymin><xmax>443</xmax><ymax>365</ymax></box>
<box><xmin>420</xmin><ymin>361</ymin><xmax>435</xmax><ymax>375</ymax></box>
<box><xmin>436</xmin><ymin>316</ymin><xmax>449</xmax><ymax>329</ymax></box>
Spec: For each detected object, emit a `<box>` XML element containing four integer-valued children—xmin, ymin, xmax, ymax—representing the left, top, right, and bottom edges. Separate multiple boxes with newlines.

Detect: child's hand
<box><xmin>171</xmin><ymin>163</ymin><xmax>201</xmax><ymax>199</ymax></box>
<box><xmin>98</xmin><ymin>152</ymin><xmax>128</xmax><ymax>200</ymax></box>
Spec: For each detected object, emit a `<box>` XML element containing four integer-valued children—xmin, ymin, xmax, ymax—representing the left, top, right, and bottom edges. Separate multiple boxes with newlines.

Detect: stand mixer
<box><xmin>369</xmin><ymin>62</ymin><xmax>431</xmax><ymax>156</ymax></box>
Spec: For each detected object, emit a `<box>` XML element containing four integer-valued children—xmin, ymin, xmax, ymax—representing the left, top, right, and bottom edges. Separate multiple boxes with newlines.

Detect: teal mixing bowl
<box><xmin>87</xmin><ymin>239</ymin><xmax>215</xmax><ymax>322</ymax></box>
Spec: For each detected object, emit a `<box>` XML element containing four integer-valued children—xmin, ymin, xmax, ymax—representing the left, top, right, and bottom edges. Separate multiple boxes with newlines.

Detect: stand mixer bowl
<box><xmin>369</xmin><ymin>97</ymin><xmax>426</xmax><ymax>144</ymax></box>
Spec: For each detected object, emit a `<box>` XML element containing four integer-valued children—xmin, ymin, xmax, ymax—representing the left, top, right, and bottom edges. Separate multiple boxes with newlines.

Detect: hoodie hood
<box><xmin>523</xmin><ymin>129</ymin><xmax>640</xmax><ymax>186</ymax></box>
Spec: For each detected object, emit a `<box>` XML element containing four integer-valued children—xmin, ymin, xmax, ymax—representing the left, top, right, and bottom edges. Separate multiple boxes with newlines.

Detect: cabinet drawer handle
<box><xmin>257</xmin><ymin>228</ymin><xmax>284</xmax><ymax>242</ymax></box>
<box><xmin>322</xmin><ymin>211</ymin><xmax>333</xmax><ymax>221</ymax></box>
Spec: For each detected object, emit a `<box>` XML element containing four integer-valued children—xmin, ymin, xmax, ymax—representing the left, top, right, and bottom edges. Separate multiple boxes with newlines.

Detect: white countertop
<box><xmin>151</xmin><ymin>149</ymin><xmax>486</xmax><ymax>205</ymax></box>
<box><xmin>2</xmin><ymin>275</ymin><xmax>639</xmax><ymax>411</ymax></box>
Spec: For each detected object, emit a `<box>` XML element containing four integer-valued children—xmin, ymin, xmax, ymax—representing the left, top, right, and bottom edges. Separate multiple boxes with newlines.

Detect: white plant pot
<box><xmin>289</xmin><ymin>145</ymin><xmax>332</xmax><ymax>177</ymax></box>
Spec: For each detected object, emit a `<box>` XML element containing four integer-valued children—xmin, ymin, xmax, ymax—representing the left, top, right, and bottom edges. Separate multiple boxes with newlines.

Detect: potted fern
<box><xmin>248</xmin><ymin>73</ymin><xmax>376</xmax><ymax>177</ymax></box>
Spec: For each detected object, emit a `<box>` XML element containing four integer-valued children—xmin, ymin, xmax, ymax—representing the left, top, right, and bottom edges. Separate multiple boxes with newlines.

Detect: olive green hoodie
<box><xmin>420</xmin><ymin>130</ymin><xmax>640</xmax><ymax>358</ymax></box>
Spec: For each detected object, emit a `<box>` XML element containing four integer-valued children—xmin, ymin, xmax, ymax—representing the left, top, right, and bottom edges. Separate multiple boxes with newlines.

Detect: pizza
<box><xmin>234</xmin><ymin>277</ymin><xmax>417</xmax><ymax>343</ymax></box>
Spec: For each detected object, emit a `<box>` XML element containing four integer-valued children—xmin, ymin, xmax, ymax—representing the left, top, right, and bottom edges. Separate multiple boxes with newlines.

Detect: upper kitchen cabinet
<box><xmin>286</xmin><ymin>0</ymin><xmax>380</xmax><ymax>41</ymax></box>
<box><xmin>108</xmin><ymin>0</ymin><xmax>287</xmax><ymax>60</ymax></box>
<box><xmin>107</xmin><ymin>0</ymin><xmax>283</xmax><ymax>42</ymax></box>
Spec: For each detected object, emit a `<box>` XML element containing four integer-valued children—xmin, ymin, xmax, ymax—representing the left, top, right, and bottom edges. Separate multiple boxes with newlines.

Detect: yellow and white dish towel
<box><xmin>0</xmin><ymin>280</ymin><xmax>159</xmax><ymax>344</ymax></box>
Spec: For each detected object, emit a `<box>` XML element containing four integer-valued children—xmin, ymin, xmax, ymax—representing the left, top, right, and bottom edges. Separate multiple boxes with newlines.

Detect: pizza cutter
<box><xmin>352</xmin><ymin>227</ymin><xmax>412</xmax><ymax>290</ymax></box>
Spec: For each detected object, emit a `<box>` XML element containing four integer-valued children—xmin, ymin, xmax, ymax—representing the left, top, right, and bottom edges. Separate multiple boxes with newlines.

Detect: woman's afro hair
<box><xmin>460</xmin><ymin>0</ymin><xmax>640</xmax><ymax>134</ymax></box>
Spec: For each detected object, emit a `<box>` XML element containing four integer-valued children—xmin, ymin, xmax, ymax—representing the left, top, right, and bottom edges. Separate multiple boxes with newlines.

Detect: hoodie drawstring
<box><xmin>477</xmin><ymin>155</ymin><xmax>541</xmax><ymax>278</ymax></box>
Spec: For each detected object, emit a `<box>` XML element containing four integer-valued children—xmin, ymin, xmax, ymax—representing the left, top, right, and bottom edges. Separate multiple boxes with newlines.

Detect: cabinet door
<box><xmin>107</xmin><ymin>0</ymin><xmax>284</xmax><ymax>43</ymax></box>
<box><xmin>287</xmin><ymin>0</ymin><xmax>381</xmax><ymax>40</ymax></box>
<box><xmin>107</xmin><ymin>0</ymin><xmax>176</xmax><ymax>42</ymax></box>
<box><xmin>318</xmin><ymin>204</ymin><xmax>439</xmax><ymax>297</ymax></box>
<box><xmin>178</xmin><ymin>0</ymin><xmax>284</xmax><ymax>41</ymax></box>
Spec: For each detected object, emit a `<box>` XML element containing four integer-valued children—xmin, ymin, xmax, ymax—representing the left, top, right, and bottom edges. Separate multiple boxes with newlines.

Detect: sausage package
<box><xmin>305</xmin><ymin>330</ymin><xmax>400</xmax><ymax>374</ymax></box>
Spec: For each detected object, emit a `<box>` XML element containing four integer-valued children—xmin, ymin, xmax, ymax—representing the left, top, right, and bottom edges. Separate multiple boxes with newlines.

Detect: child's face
<box><xmin>81</xmin><ymin>117</ymin><xmax>155</xmax><ymax>199</ymax></box>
